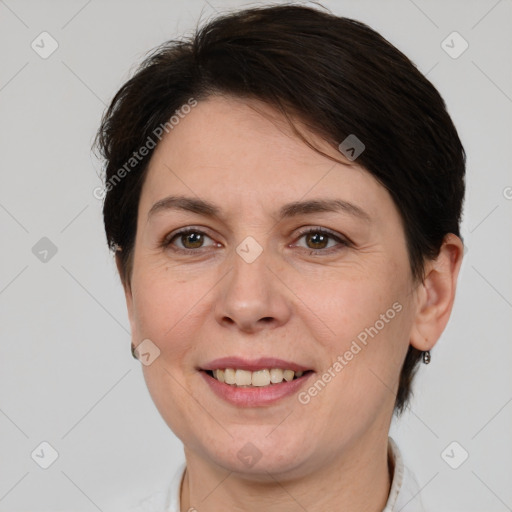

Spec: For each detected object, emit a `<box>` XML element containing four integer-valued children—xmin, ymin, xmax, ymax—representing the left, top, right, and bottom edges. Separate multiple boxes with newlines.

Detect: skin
<box><xmin>117</xmin><ymin>94</ymin><xmax>463</xmax><ymax>511</ymax></box>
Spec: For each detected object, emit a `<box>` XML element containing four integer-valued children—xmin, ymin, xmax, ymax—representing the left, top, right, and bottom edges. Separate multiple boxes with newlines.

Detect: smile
<box><xmin>206</xmin><ymin>368</ymin><xmax>310</xmax><ymax>387</ymax></box>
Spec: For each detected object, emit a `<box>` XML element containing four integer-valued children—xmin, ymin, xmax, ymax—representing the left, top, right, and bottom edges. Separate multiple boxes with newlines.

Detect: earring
<box><xmin>131</xmin><ymin>342</ymin><xmax>138</xmax><ymax>360</ymax></box>
<box><xmin>422</xmin><ymin>350</ymin><xmax>431</xmax><ymax>364</ymax></box>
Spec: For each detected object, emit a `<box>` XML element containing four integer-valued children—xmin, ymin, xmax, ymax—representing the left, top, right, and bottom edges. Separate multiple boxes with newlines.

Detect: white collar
<box><xmin>384</xmin><ymin>437</ymin><xmax>426</xmax><ymax>511</ymax></box>
<box><xmin>129</xmin><ymin>437</ymin><xmax>426</xmax><ymax>512</ymax></box>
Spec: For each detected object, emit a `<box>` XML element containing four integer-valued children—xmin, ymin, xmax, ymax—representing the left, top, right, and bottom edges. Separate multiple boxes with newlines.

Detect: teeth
<box><xmin>235</xmin><ymin>369</ymin><xmax>252</xmax><ymax>386</ymax></box>
<box><xmin>283</xmin><ymin>369</ymin><xmax>294</xmax><ymax>382</ymax></box>
<box><xmin>270</xmin><ymin>368</ymin><xmax>284</xmax><ymax>383</ymax></box>
<box><xmin>252</xmin><ymin>369</ymin><xmax>270</xmax><ymax>387</ymax></box>
<box><xmin>224</xmin><ymin>368</ymin><xmax>236</xmax><ymax>384</ymax></box>
<box><xmin>209</xmin><ymin>368</ymin><xmax>307</xmax><ymax>387</ymax></box>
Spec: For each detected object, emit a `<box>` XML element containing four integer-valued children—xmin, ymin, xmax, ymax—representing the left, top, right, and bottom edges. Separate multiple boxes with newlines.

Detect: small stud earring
<box><xmin>422</xmin><ymin>350</ymin><xmax>431</xmax><ymax>364</ymax></box>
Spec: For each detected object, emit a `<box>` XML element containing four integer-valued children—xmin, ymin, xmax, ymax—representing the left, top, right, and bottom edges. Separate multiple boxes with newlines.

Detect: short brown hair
<box><xmin>94</xmin><ymin>3</ymin><xmax>465</xmax><ymax>414</ymax></box>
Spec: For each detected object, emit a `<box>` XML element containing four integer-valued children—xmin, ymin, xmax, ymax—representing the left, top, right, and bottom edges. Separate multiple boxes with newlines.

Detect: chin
<box><xmin>198</xmin><ymin>428</ymin><xmax>318</xmax><ymax>478</ymax></box>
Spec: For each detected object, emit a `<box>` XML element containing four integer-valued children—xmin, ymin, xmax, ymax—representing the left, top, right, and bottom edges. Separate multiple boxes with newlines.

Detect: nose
<box><xmin>214</xmin><ymin>246</ymin><xmax>292</xmax><ymax>334</ymax></box>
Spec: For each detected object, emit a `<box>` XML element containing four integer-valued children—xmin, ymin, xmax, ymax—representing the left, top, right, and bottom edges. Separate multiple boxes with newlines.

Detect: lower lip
<box><xmin>200</xmin><ymin>371</ymin><xmax>314</xmax><ymax>407</ymax></box>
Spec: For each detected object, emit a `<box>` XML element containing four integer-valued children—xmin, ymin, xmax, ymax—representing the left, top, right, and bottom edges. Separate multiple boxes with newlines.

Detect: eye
<box><xmin>160</xmin><ymin>226</ymin><xmax>349</xmax><ymax>255</ymax></box>
<box><xmin>293</xmin><ymin>227</ymin><xmax>349</xmax><ymax>253</ymax></box>
<box><xmin>162</xmin><ymin>228</ymin><xmax>219</xmax><ymax>252</ymax></box>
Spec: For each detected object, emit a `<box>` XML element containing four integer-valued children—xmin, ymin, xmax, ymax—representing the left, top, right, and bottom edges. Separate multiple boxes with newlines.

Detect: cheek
<box><xmin>131</xmin><ymin>270</ymin><xmax>214</xmax><ymax>438</ymax></box>
<box><xmin>312</xmin><ymin>293</ymin><xmax>412</xmax><ymax>428</ymax></box>
<box><xmin>298</xmin><ymin>264</ymin><xmax>413</xmax><ymax>395</ymax></box>
<box><xmin>296</xmin><ymin>267</ymin><xmax>404</xmax><ymax>344</ymax></box>
<box><xmin>130</xmin><ymin>265</ymin><xmax>220</xmax><ymax>367</ymax></box>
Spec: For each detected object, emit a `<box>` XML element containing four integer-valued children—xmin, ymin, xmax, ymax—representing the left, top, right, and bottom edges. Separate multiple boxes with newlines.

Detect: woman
<box><xmin>94</xmin><ymin>4</ymin><xmax>465</xmax><ymax>511</ymax></box>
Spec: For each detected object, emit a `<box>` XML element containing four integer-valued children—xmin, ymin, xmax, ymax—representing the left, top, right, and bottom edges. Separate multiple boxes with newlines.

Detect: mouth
<box><xmin>202</xmin><ymin>368</ymin><xmax>314</xmax><ymax>387</ymax></box>
<box><xmin>198</xmin><ymin>357</ymin><xmax>315</xmax><ymax>406</ymax></box>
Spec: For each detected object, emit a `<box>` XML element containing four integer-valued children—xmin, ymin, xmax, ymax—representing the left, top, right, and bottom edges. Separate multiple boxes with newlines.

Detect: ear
<box><xmin>115</xmin><ymin>251</ymin><xmax>136</xmax><ymax>336</ymax></box>
<box><xmin>410</xmin><ymin>234</ymin><xmax>464</xmax><ymax>351</ymax></box>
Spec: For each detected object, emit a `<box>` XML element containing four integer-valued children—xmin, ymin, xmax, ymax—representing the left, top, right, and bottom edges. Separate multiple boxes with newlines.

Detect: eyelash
<box><xmin>160</xmin><ymin>226</ymin><xmax>350</xmax><ymax>255</ymax></box>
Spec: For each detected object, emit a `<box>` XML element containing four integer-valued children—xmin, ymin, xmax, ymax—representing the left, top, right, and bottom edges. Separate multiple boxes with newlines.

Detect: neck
<box><xmin>180</xmin><ymin>431</ymin><xmax>392</xmax><ymax>512</ymax></box>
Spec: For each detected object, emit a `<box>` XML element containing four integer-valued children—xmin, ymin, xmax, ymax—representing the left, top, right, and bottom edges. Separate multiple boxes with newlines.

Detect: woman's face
<box><xmin>124</xmin><ymin>95</ymin><xmax>420</xmax><ymax>478</ymax></box>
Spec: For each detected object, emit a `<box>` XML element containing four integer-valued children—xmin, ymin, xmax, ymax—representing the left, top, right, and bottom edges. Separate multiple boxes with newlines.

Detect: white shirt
<box><xmin>128</xmin><ymin>437</ymin><xmax>426</xmax><ymax>512</ymax></box>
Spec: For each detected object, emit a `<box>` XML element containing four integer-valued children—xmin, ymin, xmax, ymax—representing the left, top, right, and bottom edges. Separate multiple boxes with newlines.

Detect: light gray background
<box><xmin>1</xmin><ymin>0</ymin><xmax>511</xmax><ymax>511</ymax></box>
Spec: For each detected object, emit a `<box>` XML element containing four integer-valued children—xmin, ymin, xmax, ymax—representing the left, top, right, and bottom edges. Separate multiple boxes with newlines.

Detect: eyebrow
<box><xmin>147</xmin><ymin>195</ymin><xmax>371</xmax><ymax>222</ymax></box>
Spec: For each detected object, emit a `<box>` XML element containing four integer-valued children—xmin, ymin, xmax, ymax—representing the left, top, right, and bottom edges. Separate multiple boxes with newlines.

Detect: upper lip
<box><xmin>201</xmin><ymin>357</ymin><xmax>312</xmax><ymax>373</ymax></box>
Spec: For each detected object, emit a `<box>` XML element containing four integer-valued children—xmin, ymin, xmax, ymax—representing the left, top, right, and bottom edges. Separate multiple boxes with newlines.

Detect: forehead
<box><xmin>139</xmin><ymin>95</ymin><xmax>393</xmax><ymax>221</ymax></box>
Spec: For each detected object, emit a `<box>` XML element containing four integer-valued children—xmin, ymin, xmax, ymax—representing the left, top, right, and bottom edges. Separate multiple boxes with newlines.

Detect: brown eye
<box><xmin>305</xmin><ymin>231</ymin><xmax>330</xmax><ymax>250</ymax></box>
<box><xmin>163</xmin><ymin>229</ymin><xmax>218</xmax><ymax>252</ymax></box>
<box><xmin>180</xmin><ymin>231</ymin><xmax>204</xmax><ymax>249</ymax></box>
<box><xmin>294</xmin><ymin>228</ymin><xmax>348</xmax><ymax>254</ymax></box>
